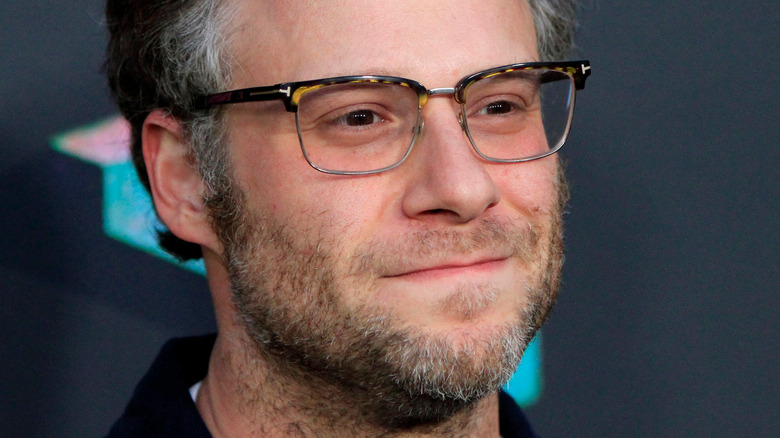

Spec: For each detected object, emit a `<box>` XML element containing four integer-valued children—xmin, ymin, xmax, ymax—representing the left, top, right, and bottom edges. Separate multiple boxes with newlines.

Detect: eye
<box><xmin>334</xmin><ymin>109</ymin><xmax>384</xmax><ymax>127</ymax></box>
<box><xmin>478</xmin><ymin>100</ymin><xmax>517</xmax><ymax>116</ymax></box>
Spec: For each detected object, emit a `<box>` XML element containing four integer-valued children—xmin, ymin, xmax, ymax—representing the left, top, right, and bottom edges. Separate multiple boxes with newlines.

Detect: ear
<box><xmin>142</xmin><ymin>110</ymin><xmax>220</xmax><ymax>252</ymax></box>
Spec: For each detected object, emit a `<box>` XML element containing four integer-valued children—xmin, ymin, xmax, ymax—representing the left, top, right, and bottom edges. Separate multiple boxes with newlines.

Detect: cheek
<box><xmin>298</xmin><ymin>178</ymin><xmax>400</xmax><ymax>243</ymax></box>
<box><xmin>226</xmin><ymin>106</ymin><xmax>307</xmax><ymax>193</ymax></box>
<box><xmin>239</xmin><ymin>154</ymin><xmax>398</xmax><ymax>256</ymax></box>
<box><xmin>494</xmin><ymin>158</ymin><xmax>560</xmax><ymax>216</ymax></box>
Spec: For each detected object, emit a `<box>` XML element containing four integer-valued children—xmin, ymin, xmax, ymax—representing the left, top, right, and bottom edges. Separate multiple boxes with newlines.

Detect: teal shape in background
<box><xmin>102</xmin><ymin>160</ymin><xmax>206</xmax><ymax>275</ymax></box>
<box><xmin>51</xmin><ymin>116</ymin><xmax>542</xmax><ymax>407</ymax></box>
<box><xmin>505</xmin><ymin>334</ymin><xmax>543</xmax><ymax>406</ymax></box>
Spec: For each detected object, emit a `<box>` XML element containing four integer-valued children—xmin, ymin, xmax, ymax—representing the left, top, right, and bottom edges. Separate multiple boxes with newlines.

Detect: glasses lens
<box><xmin>295</xmin><ymin>81</ymin><xmax>420</xmax><ymax>174</ymax></box>
<box><xmin>462</xmin><ymin>69</ymin><xmax>575</xmax><ymax>162</ymax></box>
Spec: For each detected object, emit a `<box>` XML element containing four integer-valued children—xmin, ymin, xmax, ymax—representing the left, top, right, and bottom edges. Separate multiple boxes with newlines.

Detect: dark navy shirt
<box><xmin>107</xmin><ymin>335</ymin><xmax>538</xmax><ymax>437</ymax></box>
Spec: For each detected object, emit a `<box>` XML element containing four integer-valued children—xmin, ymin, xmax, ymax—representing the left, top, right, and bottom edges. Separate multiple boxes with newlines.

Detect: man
<box><xmin>105</xmin><ymin>0</ymin><xmax>590</xmax><ymax>436</ymax></box>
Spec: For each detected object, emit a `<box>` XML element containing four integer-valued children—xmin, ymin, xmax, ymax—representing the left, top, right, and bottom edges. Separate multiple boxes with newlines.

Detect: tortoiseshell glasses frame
<box><xmin>196</xmin><ymin>60</ymin><xmax>591</xmax><ymax>175</ymax></box>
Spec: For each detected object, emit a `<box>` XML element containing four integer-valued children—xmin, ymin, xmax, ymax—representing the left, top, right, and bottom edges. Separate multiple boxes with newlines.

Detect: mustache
<box><xmin>349</xmin><ymin>216</ymin><xmax>542</xmax><ymax>277</ymax></box>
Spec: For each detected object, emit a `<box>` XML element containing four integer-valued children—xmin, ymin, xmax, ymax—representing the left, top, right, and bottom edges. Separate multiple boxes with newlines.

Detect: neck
<box><xmin>195</xmin><ymin>330</ymin><xmax>502</xmax><ymax>438</ymax></box>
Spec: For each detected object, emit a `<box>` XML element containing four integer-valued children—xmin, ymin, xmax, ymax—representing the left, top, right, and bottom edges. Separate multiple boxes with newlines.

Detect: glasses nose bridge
<box><xmin>421</xmin><ymin>87</ymin><xmax>467</xmax><ymax>132</ymax></box>
<box><xmin>427</xmin><ymin>87</ymin><xmax>456</xmax><ymax>97</ymax></box>
<box><xmin>425</xmin><ymin>87</ymin><xmax>459</xmax><ymax>106</ymax></box>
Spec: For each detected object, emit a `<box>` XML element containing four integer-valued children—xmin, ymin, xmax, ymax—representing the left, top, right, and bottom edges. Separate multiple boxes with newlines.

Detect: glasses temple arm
<box><xmin>193</xmin><ymin>85</ymin><xmax>293</xmax><ymax>110</ymax></box>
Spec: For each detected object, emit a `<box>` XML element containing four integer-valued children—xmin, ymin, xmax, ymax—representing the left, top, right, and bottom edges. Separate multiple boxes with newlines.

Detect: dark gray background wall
<box><xmin>1</xmin><ymin>1</ymin><xmax>777</xmax><ymax>436</ymax></box>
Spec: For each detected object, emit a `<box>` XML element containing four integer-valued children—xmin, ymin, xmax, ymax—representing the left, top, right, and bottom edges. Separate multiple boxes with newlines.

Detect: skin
<box><xmin>142</xmin><ymin>0</ymin><xmax>562</xmax><ymax>436</ymax></box>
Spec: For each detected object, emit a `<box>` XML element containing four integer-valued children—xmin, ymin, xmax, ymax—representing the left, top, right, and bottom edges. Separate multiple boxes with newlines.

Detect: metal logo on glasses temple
<box><xmin>249</xmin><ymin>87</ymin><xmax>291</xmax><ymax>98</ymax></box>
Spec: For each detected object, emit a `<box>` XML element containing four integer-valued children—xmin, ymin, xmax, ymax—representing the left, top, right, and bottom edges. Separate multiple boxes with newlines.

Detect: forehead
<box><xmin>228</xmin><ymin>0</ymin><xmax>538</xmax><ymax>87</ymax></box>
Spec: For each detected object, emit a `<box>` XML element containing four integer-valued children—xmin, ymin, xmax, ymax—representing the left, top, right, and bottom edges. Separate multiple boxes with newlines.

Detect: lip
<box><xmin>383</xmin><ymin>256</ymin><xmax>509</xmax><ymax>280</ymax></box>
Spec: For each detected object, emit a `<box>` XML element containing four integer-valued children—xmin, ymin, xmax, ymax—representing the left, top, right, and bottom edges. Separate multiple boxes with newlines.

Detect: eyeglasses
<box><xmin>197</xmin><ymin>60</ymin><xmax>591</xmax><ymax>175</ymax></box>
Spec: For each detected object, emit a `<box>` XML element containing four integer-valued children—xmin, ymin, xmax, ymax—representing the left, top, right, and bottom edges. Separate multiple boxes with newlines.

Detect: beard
<box><xmin>205</xmin><ymin>169</ymin><xmax>567</xmax><ymax>426</ymax></box>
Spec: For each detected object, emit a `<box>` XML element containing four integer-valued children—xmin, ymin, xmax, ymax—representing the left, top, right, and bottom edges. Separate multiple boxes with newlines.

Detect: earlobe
<box><xmin>142</xmin><ymin>110</ymin><xmax>219</xmax><ymax>251</ymax></box>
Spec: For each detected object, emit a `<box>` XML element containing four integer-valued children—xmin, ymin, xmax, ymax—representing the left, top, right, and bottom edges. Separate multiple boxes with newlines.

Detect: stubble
<box><xmin>206</xmin><ymin>169</ymin><xmax>567</xmax><ymax>428</ymax></box>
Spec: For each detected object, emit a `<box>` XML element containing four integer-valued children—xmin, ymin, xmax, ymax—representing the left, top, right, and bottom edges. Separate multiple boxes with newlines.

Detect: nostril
<box><xmin>418</xmin><ymin>208</ymin><xmax>469</xmax><ymax>222</ymax></box>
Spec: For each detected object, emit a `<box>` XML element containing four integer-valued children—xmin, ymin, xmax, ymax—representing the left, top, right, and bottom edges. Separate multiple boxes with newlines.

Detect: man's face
<box><xmin>211</xmin><ymin>0</ymin><xmax>564</xmax><ymax>422</ymax></box>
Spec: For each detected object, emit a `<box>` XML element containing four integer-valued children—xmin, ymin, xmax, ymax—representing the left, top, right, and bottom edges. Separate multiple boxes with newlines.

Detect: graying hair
<box><xmin>106</xmin><ymin>0</ymin><xmax>238</xmax><ymax>258</ymax></box>
<box><xmin>529</xmin><ymin>0</ymin><xmax>579</xmax><ymax>60</ymax></box>
<box><xmin>106</xmin><ymin>0</ymin><xmax>578</xmax><ymax>260</ymax></box>
<box><xmin>161</xmin><ymin>0</ymin><xmax>236</xmax><ymax>195</ymax></box>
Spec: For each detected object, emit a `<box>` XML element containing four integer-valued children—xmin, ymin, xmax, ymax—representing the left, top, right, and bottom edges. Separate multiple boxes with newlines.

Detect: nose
<box><xmin>401</xmin><ymin>100</ymin><xmax>501</xmax><ymax>224</ymax></box>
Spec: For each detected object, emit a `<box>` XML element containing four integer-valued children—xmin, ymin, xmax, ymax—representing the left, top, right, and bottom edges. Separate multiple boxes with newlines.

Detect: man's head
<box><xmin>106</xmin><ymin>0</ymin><xmax>584</xmax><ymax>427</ymax></box>
<box><xmin>105</xmin><ymin>0</ymin><xmax>578</xmax><ymax>259</ymax></box>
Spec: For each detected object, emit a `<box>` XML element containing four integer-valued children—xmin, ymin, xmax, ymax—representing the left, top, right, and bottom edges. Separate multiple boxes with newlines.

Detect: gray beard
<box><xmin>209</xmin><ymin>179</ymin><xmax>565</xmax><ymax>427</ymax></box>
